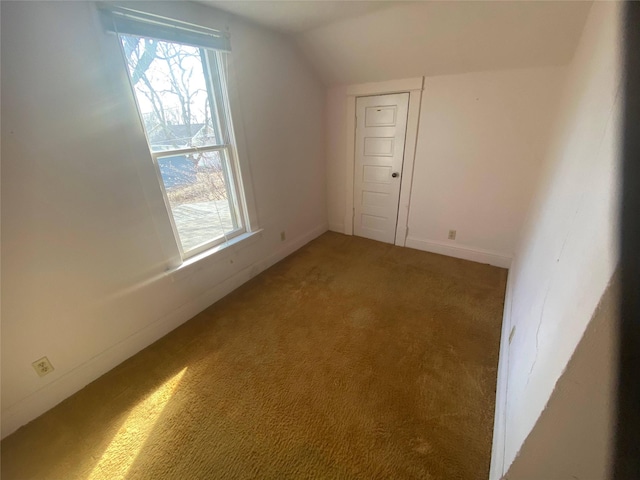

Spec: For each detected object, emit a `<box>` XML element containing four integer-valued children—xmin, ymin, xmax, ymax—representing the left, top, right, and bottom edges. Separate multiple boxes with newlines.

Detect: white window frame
<box><xmin>143</xmin><ymin>49</ymin><xmax>248</xmax><ymax>259</ymax></box>
<box><xmin>106</xmin><ymin>11</ymin><xmax>253</xmax><ymax>260</ymax></box>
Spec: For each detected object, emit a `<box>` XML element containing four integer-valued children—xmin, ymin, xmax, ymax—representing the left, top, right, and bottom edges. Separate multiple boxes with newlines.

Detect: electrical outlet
<box><xmin>32</xmin><ymin>356</ymin><xmax>54</xmax><ymax>377</ymax></box>
<box><xmin>448</xmin><ymin>230</ymin><xmax>457</xmax><ymax>240</ymax></box>
<box><xmin>280</xmin><ymin>231</ymin><xmax>286</xmax><ymax>241</ymax></box>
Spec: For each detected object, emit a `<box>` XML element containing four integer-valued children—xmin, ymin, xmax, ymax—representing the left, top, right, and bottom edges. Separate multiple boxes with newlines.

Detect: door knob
<box><xmin>392</xmin><ymin>172</ymin><xmax>399</xmax><ymax>178</ymax></box>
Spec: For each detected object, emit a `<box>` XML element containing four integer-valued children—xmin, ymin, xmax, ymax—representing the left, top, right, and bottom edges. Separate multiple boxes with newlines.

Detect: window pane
<box><xmin>158</xmin><ymin>150</ymin><xmax>239</xmax><ymax>252</ymax></box>
<box><xmin>120</xmin><ymin>35</ymin><xmax>222</xmax><ymax>152</ymax></box>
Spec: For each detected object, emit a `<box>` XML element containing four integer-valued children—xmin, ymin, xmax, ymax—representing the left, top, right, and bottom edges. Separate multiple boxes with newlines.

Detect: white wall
<box><xmin>492</xmin><ymin>2</ymin><xmax>622</xmax><ymax>477</ymax></box>
<box><xmin>325</xmin><ymin>86</ymin><xmax>348</xmax><ymax>233</ymax></box>
<box><xmin>1</xmin><ymin>0</ymin><xmax>326</xmax><ymax>438</ymax></box>
<box><xmin>504</xmin><ymin>273</ymin><xmax>618</xmax><ymax>479</ymax></box>
<box><xmin>326</xmin><ymin>66</ymin><xmax>566</xmax><ymax>267</ymax></box>
<box><xmin>406</xmin><ymin>67</ymin><xmax>566</xmax><ymax>266</ymax></box>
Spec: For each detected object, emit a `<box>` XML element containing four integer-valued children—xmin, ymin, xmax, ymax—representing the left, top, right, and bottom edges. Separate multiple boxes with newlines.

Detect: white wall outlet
<box><xmin>280</xmin><ymin>231</ymin><xmax>286</xmax><ymax>241</ymax></box>
<box><xmin>448</xmin><ymin>229</ymin><xmax>457</xmax><ymax>240</ymax></box>
<box><xmin>32</xmin><ymin>356</ymin><xmax>54</xmax><ymax>377</ymax></box>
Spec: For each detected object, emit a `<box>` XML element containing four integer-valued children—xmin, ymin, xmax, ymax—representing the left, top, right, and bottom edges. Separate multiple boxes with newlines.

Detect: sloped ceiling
<box><xmin>197</xmin><ymin>1</ymin><xmax>592</xmax><ymax>86</ymax></box>
<box><xmin>198</xmin><ymin>1</ymin><xmax>406</xmax><ymax>34</ymax></box>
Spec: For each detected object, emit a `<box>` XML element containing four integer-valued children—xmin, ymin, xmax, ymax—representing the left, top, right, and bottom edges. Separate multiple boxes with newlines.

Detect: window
<box><xmin>101</xmin><ymin>7</ymin><xmax>248</xmax><ymax>258</ymax></box>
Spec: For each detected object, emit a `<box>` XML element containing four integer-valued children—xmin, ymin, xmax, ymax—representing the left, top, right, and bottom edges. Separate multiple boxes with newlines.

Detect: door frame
<box><xmin>344</xmin><ymin>77</ymin><xmax>424</xmax><ymax>247</ymax></box>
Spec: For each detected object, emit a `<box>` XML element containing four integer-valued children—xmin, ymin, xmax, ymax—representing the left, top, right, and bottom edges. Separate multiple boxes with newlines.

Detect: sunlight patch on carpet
<box><xmin>88</xmin><ymin>368</ymin><xmax>187</xmax><ymax>480</ymax></box>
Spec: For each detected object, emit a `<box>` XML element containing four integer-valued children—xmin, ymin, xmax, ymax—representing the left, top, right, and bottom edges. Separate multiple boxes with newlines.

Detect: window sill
<box><xmin>167</xmin><ymin>229</ymin><xmax>263</xmax><ymax>281</ymax></box>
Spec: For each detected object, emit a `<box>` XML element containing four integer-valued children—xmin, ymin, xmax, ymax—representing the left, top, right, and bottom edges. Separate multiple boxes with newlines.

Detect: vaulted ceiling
<box><xmin>197</xmin><ymin>1</ymin><xmax>593</xmax><ymax>86</ymax></box>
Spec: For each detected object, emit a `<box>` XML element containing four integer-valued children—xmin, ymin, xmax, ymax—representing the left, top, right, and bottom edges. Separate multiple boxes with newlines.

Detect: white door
<box><xmin>354</xmin><ymin>93</ymin><xmax>410</xmax><ymax>244</ymax></box>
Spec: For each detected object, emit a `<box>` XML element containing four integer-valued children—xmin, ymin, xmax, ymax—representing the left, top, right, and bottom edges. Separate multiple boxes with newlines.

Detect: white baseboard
<box><xmin>405</xmin><ymin>237</ymin><xmax>512</xmax><ymax>268</ymax></box>
<box><xmin>258</xmin><ymin>224</ymin><xmax>329</xmax><ymax>275</ymax></box>
<box><xmin>1</xmin><ymin>224</ymin><xmax>329</xmax><ymax>439</ymax></box>
<box><xmin>328</xmin><ymin>223</ymin><xmax>345</xmax><ymax>233</ymax></box>
<box><xmin>489</xmin><ymin>266</ymin><xmax>516</xmax><ymax>480</ymax></box>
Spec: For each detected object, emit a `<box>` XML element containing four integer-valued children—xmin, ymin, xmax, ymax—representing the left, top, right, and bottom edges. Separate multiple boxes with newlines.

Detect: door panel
<box><xmin>365</xmin><ymin>106</ymin><xmax>397</xmax><ymax>126</ymax></box>
<box><xmin>354</xmin><ymin>93</ymin><xmax>409</xmax><ymax>244</ymax></box>
<box><xmin>363</xmin><ymin>165</ymin><xmax>392</xmax><ymax>183</ymax></box>
<box><xmin>362</xmin><ymin>191</ymin><xmax>390</xmax><ymax>209</ymax></box>
<box><xmin>364</xmin><ymin>137</ymin><xmax>395</xmax><ymax>156</ymax></box>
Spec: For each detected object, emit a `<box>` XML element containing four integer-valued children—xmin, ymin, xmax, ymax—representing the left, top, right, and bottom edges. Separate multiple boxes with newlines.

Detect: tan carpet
<box><xmin>1</xmin><ymin>232</ymin><xmax>507</xmax><ymax>480</ymax></box>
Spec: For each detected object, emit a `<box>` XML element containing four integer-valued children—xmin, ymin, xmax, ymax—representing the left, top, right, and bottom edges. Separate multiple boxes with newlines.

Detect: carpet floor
<box><xmin>1</xmin><ymin>232</ymin><xmax>507</xmax><ymax>480</ymax></box>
